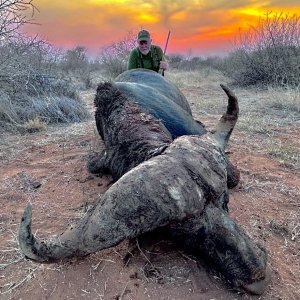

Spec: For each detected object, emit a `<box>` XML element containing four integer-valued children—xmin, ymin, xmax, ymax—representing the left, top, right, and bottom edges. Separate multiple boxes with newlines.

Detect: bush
<box><xmin>0</xmin><ymin>1</ymin><xmax>90</xmax><ymax>132</ymax></box>
<box><xmin>97</xmin><ymin>31</ymin><xmax>137</xmax><ymax>79</ymax></box>
<box><xmin>167</xmin><ymin>54</ymin><xmax>225</xmax><ymax>72</ymax></box>
<box><xmin>0</xmin><ymin>36</ymin><xmax>90</xmax><ymax>132</ymax></box>
<box><xmin>222</xmin><ymin>13</ymin><xmax>300</xmax><ymax>87</ymax></box>
<box><xmin>58</xmin><ymin>46</ymin><xmax>96</xmax><ymax>89</ymax></box>
<box><xmin>167</xmin><ymin>53</ymin><xmax>185</xmax><ymax>69</ymax></box>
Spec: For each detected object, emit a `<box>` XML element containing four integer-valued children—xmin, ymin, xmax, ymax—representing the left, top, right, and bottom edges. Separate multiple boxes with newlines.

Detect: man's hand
<box><xmin>159</xmin><ymin>61</ymin><xmax>168</xmax><ymax>70</ymax></box>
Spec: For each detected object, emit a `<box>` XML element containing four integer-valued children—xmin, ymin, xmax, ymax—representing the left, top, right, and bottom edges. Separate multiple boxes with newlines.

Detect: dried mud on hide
<box><xmin>0</xmin><ymin>85</ymin><xmax>299</xmax><ymax>300</ymax></box>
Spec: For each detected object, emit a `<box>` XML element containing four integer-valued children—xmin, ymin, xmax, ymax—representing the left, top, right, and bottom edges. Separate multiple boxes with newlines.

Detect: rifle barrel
<box><xmin>162</xmin><ymin>30</ymin><xmax>171</xmax><ymax>77</ymax></box>
<box><xmin>164</xmin><ymin>30</ymin><xmax>171</xmax><ymax>54</ymax></box>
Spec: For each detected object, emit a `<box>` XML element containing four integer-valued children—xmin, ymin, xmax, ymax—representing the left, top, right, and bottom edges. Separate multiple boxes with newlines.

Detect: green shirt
<box><xmin>127</xmin><ymin>45</ymin><xmax>165</xmax><ymax>73</ymax></box>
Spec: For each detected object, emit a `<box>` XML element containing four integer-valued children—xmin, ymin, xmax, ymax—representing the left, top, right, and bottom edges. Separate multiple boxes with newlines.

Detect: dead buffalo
<box><xmin>18</xmin><ymin>70</ymin><xmax>270</xmax><ymax>295</ymax></box>
<box><xmin>115</xmin><ymin>69</ymin><xmax>206</xmax><ymax>138</ymax></box>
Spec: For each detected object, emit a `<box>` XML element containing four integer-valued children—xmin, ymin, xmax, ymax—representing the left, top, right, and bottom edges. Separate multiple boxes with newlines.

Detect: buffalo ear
<box><xmin>226</xmin><ymin>158</ymin><xmax>240</xmax><ymax>189</ymax></box>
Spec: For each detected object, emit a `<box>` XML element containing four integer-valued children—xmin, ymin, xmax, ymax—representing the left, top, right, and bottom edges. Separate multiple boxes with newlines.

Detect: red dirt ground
<box><xmin>0</xmin><ymin>90</ymin><xmax>299</xmax><ymax>300</ymax></box>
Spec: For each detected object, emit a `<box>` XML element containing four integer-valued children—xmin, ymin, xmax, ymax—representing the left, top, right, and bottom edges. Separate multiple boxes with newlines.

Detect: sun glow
<box><xmin>238</xmin><ymin>7</ymin><xmax>265</xmax><ymax>17</ymax></box>
<box><xmin>137</xmin><ymin>13</ymin><xmax>158</xmax><ymax>23</ymax></box>
<box><xmin>22</xmin><ymin>0</ymin><xmax>300</xmax><ymax>56</ymax></box>
<box><xmin>88</xmin><ymin>0</ymin><xmax>128</xmax><ymax>4</ymax></box>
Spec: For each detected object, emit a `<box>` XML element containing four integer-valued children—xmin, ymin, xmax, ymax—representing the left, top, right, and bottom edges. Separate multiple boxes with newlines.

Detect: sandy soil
<box><xmin>0</xmin><ymin>87</ymin><xmax>299</xmax><ymax>300</ymax></box>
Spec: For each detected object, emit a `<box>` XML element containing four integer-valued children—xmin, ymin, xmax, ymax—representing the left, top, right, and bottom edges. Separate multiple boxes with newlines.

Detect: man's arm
<box><xmin>128</xmin><ymin>49</ymin><xmax>139</xmax><ymax>70</ymax></box>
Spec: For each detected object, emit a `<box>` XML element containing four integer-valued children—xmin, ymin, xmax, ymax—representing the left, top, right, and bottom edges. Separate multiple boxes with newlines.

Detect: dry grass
<box><xmin>23</xmin><ymin>116</ymin><xmax>48</xmax><ymax>132</ymax></box>
<box><xmin>0</xmin><ymin>224</ymin><xmax>23</xmax><ymax>271</ymax></box>
<box><xmin>166</xmin><ymin>69</ymin><xmax>232</xmax><ymax>116</ymax></box>
<box><xmin>266</xmin><ymin>85</ymin><xmax>300</xmax><ymax>113</ymax></box>
<box><xmin>268</xmin><ymin>142</ymin><xmax>300</xmax><ymax>168</ymax></box>
<box><xmin>0</xmin><ymin>216</ymin><xmax>41</xmax><ymax>296</ymax></box>
<box><xmin>289</xmin><ymin>211</ymin><xmax>300</xmax><ymax>241</ymax></box>
<box><xmin>236</xmin><ymin>113</ymin><xmax>275</xmax><ymax>134</ymax></box>
<box><xmin>0</xmin><ymin>82</ymin><xmax>90</xmax><ymax>133</ymax></box>
<box><xmin>166</xmin><ymin>68</ymin><xmax>229</xmax><ymax>89</ymax></box>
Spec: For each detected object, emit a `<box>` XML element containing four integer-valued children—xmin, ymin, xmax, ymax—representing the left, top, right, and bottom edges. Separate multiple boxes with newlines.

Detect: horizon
<box><xmin>22</xmin><ymin>0</ymin><xmax>300</xmax><ymax>58</ymax></box>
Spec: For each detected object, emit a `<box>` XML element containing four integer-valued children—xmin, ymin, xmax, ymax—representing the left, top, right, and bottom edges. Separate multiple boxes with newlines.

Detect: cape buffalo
<box><xmin>18</xmin><ymin>69</ymin><xmax>270</xmax><ymax>295</ymax></box>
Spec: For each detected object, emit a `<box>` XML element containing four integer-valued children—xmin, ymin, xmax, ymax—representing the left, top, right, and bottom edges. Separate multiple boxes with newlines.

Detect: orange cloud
<box><xmin>22</xmin><ymin>0</ymin><xmax>300</xmax><ymax>57</ymax></box>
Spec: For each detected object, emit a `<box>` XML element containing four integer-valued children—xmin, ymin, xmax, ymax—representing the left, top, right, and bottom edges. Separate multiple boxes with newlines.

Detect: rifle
<box><xmin>162</xmin><ymin>30</ymin><xmax>171</xmax><ymax>76</ymax></box>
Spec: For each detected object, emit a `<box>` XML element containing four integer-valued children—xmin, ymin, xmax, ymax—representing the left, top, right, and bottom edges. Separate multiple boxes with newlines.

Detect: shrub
<box><xmin>0</xmin><ymin>36</ymin><xmax>89</xmax><ymax>132</ymax></box>
<box><xmin>58</xmin><ymin>46</ymin><xmax>95</xmax><ymax>89</ymax></box>
<box><xmin>23</xmin><ymin>116</ymin><xmax>48</xmax><ymax>132</ymax></box>
<box><xmin>167</xmin><ymin>53</ymin><xmax>185</xmax><ymax>69</ymax></box>
<box><xmin>97</xmin><ymin>31</ymin><xmax>137</xmax><ymax>79</ymax></box>
<box><xmin>0</xmin><ymin>1</ymin><xmax>90</xmax><ymax>132</ymax></box>
<box><xmin>223</xmin><ymin>13</ymin><xmax>300</xmax><ymax>87</ymax></box>
<box><xmin>167</xmin><ymin>54</ymin><xmax>225</xmax><ymax>73</ymax></box>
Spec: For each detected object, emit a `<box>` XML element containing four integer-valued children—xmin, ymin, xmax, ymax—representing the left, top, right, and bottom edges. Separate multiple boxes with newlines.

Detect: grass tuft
<box><xmin>23</xmin><ymin>116</ymin><xmax>48</xmax><ymax>132</ymax></box>
<box><xmin>268</xmin><ymin>142</ymin><xmax>300</xmax><ymax>168</ymax></box>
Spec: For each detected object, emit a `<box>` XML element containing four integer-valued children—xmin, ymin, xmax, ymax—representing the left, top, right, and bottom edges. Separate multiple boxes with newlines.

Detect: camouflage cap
<box><xmin>137</xmin><ymin>30</ymin><xmax>151</xmax><ymax>42</ymax></box>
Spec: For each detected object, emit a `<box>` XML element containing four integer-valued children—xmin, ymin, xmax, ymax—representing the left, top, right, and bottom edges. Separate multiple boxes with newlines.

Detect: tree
<box><xmin>97</xmin><ymin>31</ymin><xmax>137</xmax><ymax>78</ymax></box>
<box><xmin>61</xmin><ymin>46</ymin><xmax>89</xmax><ymax>72</ymax></box>
<box><xmin>0</xmin><ymin>0</ymin><xmax>36</xmax><ymax>39</ymax></box>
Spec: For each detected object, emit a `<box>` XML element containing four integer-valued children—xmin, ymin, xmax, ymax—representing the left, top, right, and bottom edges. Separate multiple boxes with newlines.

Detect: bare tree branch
<box><xmin>0</xmin><ymin>0</ymin><xmax>37</xmax><ymax>39</ymax></box>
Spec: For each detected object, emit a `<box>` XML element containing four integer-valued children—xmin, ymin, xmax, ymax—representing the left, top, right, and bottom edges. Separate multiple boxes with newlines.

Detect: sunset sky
<box><xmin>23</xmin><ymin>0</ymin><xmax>300</xmax><ymax>57</ymax></box>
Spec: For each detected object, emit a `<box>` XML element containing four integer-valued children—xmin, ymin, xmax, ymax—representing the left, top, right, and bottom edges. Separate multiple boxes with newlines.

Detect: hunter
<box><xmin>128</xmin><ymin>30</ymin><xmax>168</xmax><ymax>73</ymax></box>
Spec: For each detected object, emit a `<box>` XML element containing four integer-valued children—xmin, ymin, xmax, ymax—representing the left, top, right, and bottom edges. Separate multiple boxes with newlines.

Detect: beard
<box><xmin>140</xmin><ymin>48</ymin><xmax>150</xmax><ymax>55</ymax></box>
